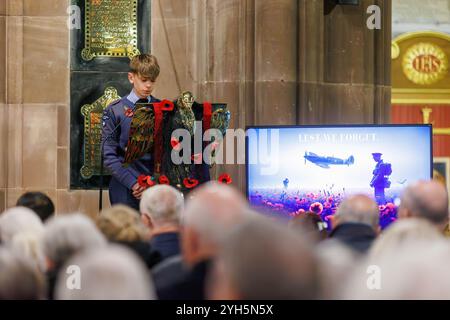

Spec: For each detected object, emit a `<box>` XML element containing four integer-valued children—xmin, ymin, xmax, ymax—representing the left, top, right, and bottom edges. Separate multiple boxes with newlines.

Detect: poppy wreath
<box><xmin>217</xmin><ymin>173</ymin><xmax>232</xmax><ymax>184</ymax></box>
<box><xmin>183</xmin><ymin>177</ymin><xmax>199</xmax><ymax>189</ymax></box>
<box><xmin>158</xmin><ymin>175</ymin><xmax>170</xmax><ymax>185</ymax></box>
<box><xmin>137</xmin><ymin>175</ymin><xmax>155</xmax><ymax>188</ymax></box>
<box><xmin>137</xmin><ymin>174</ymin><xmax>171</xmax><ymax>188</ymax></box>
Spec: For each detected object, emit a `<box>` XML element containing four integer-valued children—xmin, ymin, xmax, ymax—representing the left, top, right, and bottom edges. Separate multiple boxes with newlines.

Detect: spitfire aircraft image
<box><xmin>304</xmin><ymin>151</ymin><xmax>355</xmax><ymax>169</ymax></box>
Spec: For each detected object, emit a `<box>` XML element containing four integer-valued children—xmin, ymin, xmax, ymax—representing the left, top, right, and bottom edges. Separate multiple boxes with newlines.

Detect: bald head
<box><xmin>182</xmin><ymin>182</ymin><xmax>251</xmax><ymax>265</ymax></box>
<box><xmin>399</xmin><ymin>180</ymin><xmax>449</xmax><ymax>228</ymax></box>
<box><xmin>183</xmin><ymin>182</ymin><xmax>249</xmax><ymax>242</ymax></box>
<box><xmin>335</xmin><ymin>194</ymin><xmax>379</xmax><ymax>230</ymax></box>
<box><xmin>209</xmin><ymin>216</ymin><xmax>318</xmax><ymax>300</ymax></box>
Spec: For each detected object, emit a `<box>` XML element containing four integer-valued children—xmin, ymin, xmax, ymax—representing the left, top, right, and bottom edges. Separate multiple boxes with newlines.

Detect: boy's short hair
<box><xmin>129</xmin><ymin>53</ymin><xmax>160</xmax><ymax>81</ymax></box>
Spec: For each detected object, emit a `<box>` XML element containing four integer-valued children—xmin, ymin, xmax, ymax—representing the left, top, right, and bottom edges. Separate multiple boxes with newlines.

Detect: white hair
<box><xmin>55</xmin><ymin>245</ymin><xmax>156</xmax><ymax>300</ymax></box>
<box><xmin>368</xmin><ymin>218</ymin><xmax>443</xmax><ymax>261</ymax></box>
<box><xmin>44</xmin><ymin>213</ymin><xmax>107</xmax><ymax>267</ymax></box>
<box><xmin>183</xmin><ymin>182</ymin><xmax>251</xmax><ymax>245</ymax></box>
<box><xmin>0</xmin><ymin>248</ymin><xmax>46</xmax><ymax>299</ymax></box>
<box><xmin>343</xmin><ymin>239</ymin><xmax>450</xmax><ymax>299</ymax></box>
<box><xmin>343</xmin><ymin>219</ymin><xmax>448</xmax><ymax>299</ymax></box>
<box><xmin>315</xmin><ymin>239</ymin><xmax>358</xmax><ymax>299</ymax></box>
<box><xmin>0</xmin><ymin>207</ymin><xmax>44</xmax><ymax>243</ymax></box>
<box><xmin>9</xmin><ymin>232</ymin><xmax>47</xmax><ymax>273</ymax></box>
<box><xmin>139</xmin><ymin>185</ymin><xmax>184</xmax><ymax>224</ymax></box>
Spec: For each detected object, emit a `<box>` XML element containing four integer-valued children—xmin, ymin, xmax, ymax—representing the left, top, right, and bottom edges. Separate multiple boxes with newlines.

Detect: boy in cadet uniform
<box><xmin>102</xmin><ymin>54</ymin><xmax>160</xmax><ymax>210</ymax></box>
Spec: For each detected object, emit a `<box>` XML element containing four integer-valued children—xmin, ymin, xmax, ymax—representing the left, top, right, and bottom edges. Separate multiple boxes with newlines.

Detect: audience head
<box><xmin>8</xmin><ymin>232</ymin><xmax>46</xmax><ymax>273</ymax></box>
<box><xmin>344</xmin><ymin>228</ymin><xmax>450</xmax><ymax>299</ymax></box>
<box><xmin>16</xmin><ymin>192</ymin><xmax>55</xmax><ymax>222</ymax></box>
<box><xmin>0</xmin><ymin>207</ymin><xmax>44</xmax><ymax>244</ymax></box>
<box><xmin>399</xmin><ymin>180</ymin><xmax>449</xmax><ymax>231</ymax></box>
<box><xmin>55</xmin><ymin>245</ymin><xmax>155</xmax><ymax>300</ymax></box>
<box><xmin>315</xmin><ymin>240</ymin><xmax>358</xmax><ymax>299</ymax></box>
<box><xmin>139</xmin><ymin>185</ymin><xmax>183</xmax><ymax>231</ymax></box>
<box><xmin>43</xmin><ymin>213</ymin><xmax>106</xmax><ymax>269</ymax></box>
<box><xmin>181</xmin><ymin>182</ymin><xmax>251</xmax><ymax>266</ymax></box>
<box><xmin>334</xmin><ymin>194</ymin><xmax>379</xmax><ymax>231</ymax></box>
<box><xmin>208</xmin><ymin>215</ymin><xmax>318</xmax><ymax>300</ymax></box>
<box><xmin>368</xmin><ymin>218</ymin><xmax>443</xmax><ymax>262</ymax></box>
<box><xmin>97</xmin><ymin>205</ymin><xmax>148</xmax><ymax>242</ymax></box>
<box><xmin>0</xmin><ymin>248</ymin><xmax>46</xmax><ymax>299</ymax></box>
<box><xmin>289</xmin><ymin>211</ymin><xmax>328</xmax><ymax>243</ymax></box>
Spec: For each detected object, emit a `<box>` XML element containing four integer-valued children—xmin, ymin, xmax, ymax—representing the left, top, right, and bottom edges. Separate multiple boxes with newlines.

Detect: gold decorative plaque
<box><xmin>391</xmin><ymin>31</ymin><xmax>450</xmax><ymax>104</ymax></box>
<box><xmin>402</xmin><ymin>42</ymin><xmax>449</xmax><ymax>85</ymax></box>
<box><xmin>81</xmin><ymin>0</ymin><xmax>140</xmax><ymax>61</ymax></box>
<box><xmin>80</xmin><ymin>87</ymin><xmax>121</xmax><ymax>179</ymax></box>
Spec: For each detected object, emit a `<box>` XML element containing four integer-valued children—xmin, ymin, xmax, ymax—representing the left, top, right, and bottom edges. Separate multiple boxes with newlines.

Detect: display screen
<box><xmin>246</xmin><ymin>125</ymin><xmax>433</xmax><ymax>230</ymax></box>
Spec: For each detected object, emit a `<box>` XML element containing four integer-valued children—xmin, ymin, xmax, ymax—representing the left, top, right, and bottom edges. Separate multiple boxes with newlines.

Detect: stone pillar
<box><xmin>254</xmin><ymin>0</ymin><xmax>298</xmax><ymax>125</ymax></box>
<box><xmin>0</xmin><ymin>4</ymin><xmax>5</xmax><ymax>212</ymax></box>
<box><xmin>298</xmin><ymin>0</ymin><xmax>391</xmax><ymax>124</ymax></box>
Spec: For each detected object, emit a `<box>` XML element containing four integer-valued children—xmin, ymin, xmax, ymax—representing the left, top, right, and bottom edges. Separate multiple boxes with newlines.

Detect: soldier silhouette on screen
<box><xmin>283</xmin><ymin>178</ymin><xmax>289</xmax><ymax>189</ymax></box>
<box><xmin>370</xmin><ymin>153</ymin><xmax>392</xmax><ymax>205</ymax></box>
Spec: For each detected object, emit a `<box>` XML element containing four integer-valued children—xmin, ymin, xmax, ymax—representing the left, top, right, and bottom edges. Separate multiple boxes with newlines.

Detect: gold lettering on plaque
<box><xmin>80</xmin><ymin>87</ymin><xmax>121</xmax><ymax>179</ymax></box>
<box><xmin>81</xmin><ymin>0</ymin><xmax>140</xmax><ymax>61</ymax></box>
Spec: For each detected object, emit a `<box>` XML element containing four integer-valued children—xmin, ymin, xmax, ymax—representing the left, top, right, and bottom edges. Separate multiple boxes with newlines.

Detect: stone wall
<box><xmin>0</xmin><ymin>0</ymin><xmax>106</xmax><ymax>217</ymax></box>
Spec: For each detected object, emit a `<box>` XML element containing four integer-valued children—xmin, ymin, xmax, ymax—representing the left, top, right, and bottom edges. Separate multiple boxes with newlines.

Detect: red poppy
<box><xmin>124</xmin><ymin>107</ymin><xmax>134</xmax><ymax>118</ymax></box>
<box><xmin>171</xmin><ymin>137</ymin><xmax>181</xmax><ymax>151</ymax></box>
<box><xmin>218</xmin><ymin>173</ymin><xmax>232</xmax><ymax>184</ymax></box>
<box><xmin>160</xmin><ymin>99</ymin><xmax>174</xmax><ymax>111</ymax></box>
<box><xmin>183</xmin><ymin>178</ymin><xmax>199</xmax><ymax>189</ymax></box>
<box><xmin>191</xmin><ymin>153</ymin><xmax>202</xmax><ymax>164</ymax></box>
<box><xmin>158</xmin><ymin>175</ymin><xmax>170</xmax><ymax>185</ymax></box>
<box><xmin>137</xmin><ymin>175</ymin><xmax>155</xmax><ymax>188</ymax></box>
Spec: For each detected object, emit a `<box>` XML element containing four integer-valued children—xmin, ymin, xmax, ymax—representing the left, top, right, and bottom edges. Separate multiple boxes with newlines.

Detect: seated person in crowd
<box><xmin>208</xmin><ymin>215</ymin><xmax>319</xmax><ymax>300</ymax></box>
<box><xmin>288</xmin><ymin>211</ymin><xmax>328</xmax><ymax>244</ymax></box>
<box><xmin>96</xmin><ymin>205</ymin><xmax>161</xmax><ymax>269</ymax></box>
<box><xmin>140</xmin><ymin>185</ymin><xmax>183</xmax><ymax>261</ymax></box>
<box><xmin>0</xmin><ymin>207</ymin><xmax>46</xmax><ymax>273</ymax></box>
<box><xmin>55</xmin><ymin>245</ymin><xmax>156</xmax><ymax>300</ymax></box>
<box><xmin>43</xmin><ymin>214</ymin><xmax>107</xmax><ymax>299</ymax></box>
<box><xmin>155</xmin><ymin>182</ymin><xmax>251</xmax><ymax>300</ymax></box>
<box><xmin>398</xmin><ymin>180</ymin><xmax>449</xmax><ymax>233</ymax></box>
<box><xmin>0</xmin><ymin>248</ymin><xmax>47</xmax><ymax>300</ymax></box>
<box><xmin>16</xmin><ymin>192</ymin><xmax>55</xmax><ymax>222</ymax></box>
<box><xmin>328</xmin><ymin>194</ymin><xmax>379</xmax><ymax>254</ymax></box>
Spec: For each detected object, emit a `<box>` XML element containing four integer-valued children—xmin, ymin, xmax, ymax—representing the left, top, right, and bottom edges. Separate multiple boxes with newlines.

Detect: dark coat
<box><xmin>329</xmin><ymin>222</ymin><xmax>377</xmax><ymax>254</ymax></box>
<box><xmin>154</xmin><ymin>258</ymin><xmax>211</xmax><ymax>300</ymax></box>
<box><xmin>150</xmin><ymin>232</ymin><xmax>181</xmax><ymax>261</ymax></box>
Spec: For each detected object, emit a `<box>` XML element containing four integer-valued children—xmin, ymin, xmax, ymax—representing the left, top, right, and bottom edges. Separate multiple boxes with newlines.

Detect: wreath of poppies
<box><xmin>183</xmin><ymin>178</ymin><xmax>199</xmax><ymax>189</ymax></box>
<box><xmin>158</xmin><ymin>175</ymin><xmax>170</xmax><ymax>185</ymax></box>
<box><xmin>218</xmin><ymin>173</ymin><xmax>232</xmax><ymax>184</ymax></box>
<box><xmin>138</xmin><ymin>174</ymin><xmax>170</xmax><ymax>189</ymax></box>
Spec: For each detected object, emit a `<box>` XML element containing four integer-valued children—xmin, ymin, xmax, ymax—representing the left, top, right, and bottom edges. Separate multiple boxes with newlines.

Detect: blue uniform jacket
<box><xmin>102</xmin><ymin>90</ymin><xmax>160</xmax><ymax>191</ymax></box>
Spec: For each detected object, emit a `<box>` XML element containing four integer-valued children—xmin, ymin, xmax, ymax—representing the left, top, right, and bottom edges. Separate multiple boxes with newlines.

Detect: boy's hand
<box><xmin>132</xmin><ymin>183</ymin><xmax>146</xmax><ymax>200</ymax></box>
